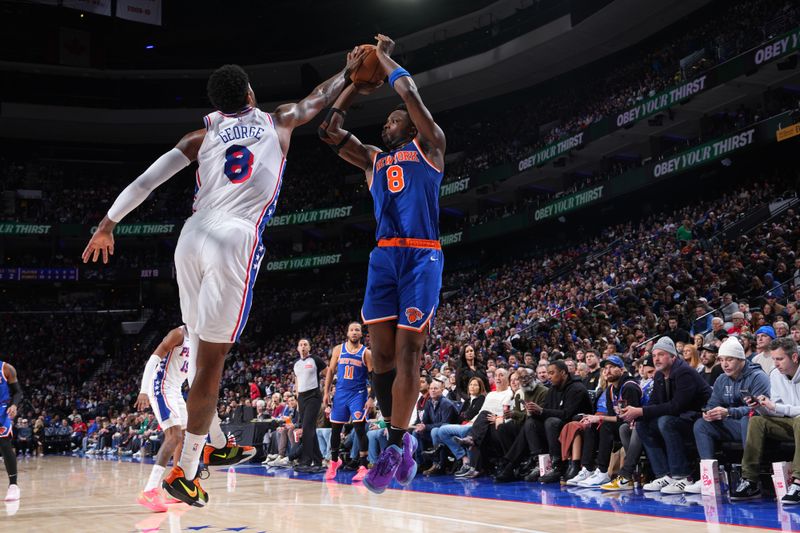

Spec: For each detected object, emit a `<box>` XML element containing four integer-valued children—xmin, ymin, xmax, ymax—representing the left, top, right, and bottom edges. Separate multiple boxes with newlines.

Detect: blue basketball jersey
<box><xmin>371</xmin><ymin>138</ymin><xmax>443</xmax><ymax>241</ymax></box>
<box><xmin>335</xmin><ymin>343</ymin><xmax>369</xmax><ymax>394</ymax></box>
<box><xmin>0</xmin><ymin>361</ymin><xmax>9</xmax><ymax>405</ymax></box>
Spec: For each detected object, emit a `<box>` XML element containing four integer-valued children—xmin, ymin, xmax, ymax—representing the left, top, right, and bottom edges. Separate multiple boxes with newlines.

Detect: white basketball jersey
<box><xmin>194</xmin><ymin>107</ymin><xmax>285</xmax><ymax>226</ymax></box>
<box><xmin>159</xmin><ymin>326</ymin><xmax>190</xmax><ymax>391</ymax></box>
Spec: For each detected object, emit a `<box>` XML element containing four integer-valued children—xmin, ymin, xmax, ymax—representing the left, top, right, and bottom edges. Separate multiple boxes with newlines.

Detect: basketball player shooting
<box><xmin>82</xmin><ymin>48</ymin><xmax>368</xmax><ymax>507</ymax></box>
<box><xmin>319</xmin><ymin>34</ymin><xmax>446</xmax><ymax>494</ymax></box>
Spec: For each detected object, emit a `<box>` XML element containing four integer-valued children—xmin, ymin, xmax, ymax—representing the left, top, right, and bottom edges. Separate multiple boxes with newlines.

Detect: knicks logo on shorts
<box><xmin>353</xmin><ymin>411</ymin><xmax>363</xmax><ymax>420</ymax></box>
<box><xmin>405</xmin><ymin>307</ymin><xmax>424</xmax><ymax>324</ymax></box>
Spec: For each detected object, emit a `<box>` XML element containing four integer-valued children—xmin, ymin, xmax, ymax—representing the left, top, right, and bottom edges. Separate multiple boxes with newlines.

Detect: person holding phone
<box><xmin>734</xmin><ymin>337</ymin><xmax>800</xmax><ymax>503</ymax></box>
<box><xmin>685</xmin><ymin>337</ymin><xmax>770</xmax><ymax>494</ymax></box>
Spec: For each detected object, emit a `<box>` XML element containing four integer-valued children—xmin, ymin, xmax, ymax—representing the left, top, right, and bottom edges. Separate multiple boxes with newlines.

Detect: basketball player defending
<box><xmin>319</xmin><ymin>34</ymin><xmax>445</xmax><ymax>493</ymax></box>
<box><xmin>83</xmin><ymin>49</ymin><xmax>368</xmax><ymax>506</ymax></box>
<box><xmin>0</xmin><ymin>361</ymin><xmax>22</xmax><ymax>503</ymax></box>
<box><xmin>322</xmin><ymin>322</ymin><xmax>373</xmax><ymax>482</ymax></box>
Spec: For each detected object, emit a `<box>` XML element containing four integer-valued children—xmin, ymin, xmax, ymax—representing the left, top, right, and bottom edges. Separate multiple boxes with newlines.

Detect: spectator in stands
<box><xmin>453</xmin><ymin>368</ymin><xmax>512</xmax><ymax>479</ymax></box>
<box><xmin>455</xmin><ymin>345</ymin><xmax>489</xmax><ymax>401</ymax></box>
<box><xmin>565</xmin><ymin>356</ymin><xmax>642</xmax><ymax>488</ymax></box>
<box><xmin>720</xmin><ymin>293</ymin><xmax>739</xmax><ymax>322</ymax></box>
<box><xmin>70</xmin><ymin>415</ymin><xmax>87</xmax><ymax>452</ymax></box>
<box><xmin>530</xmin><ymin>361</ymin><xmax>591</xmax><ymax>483</ymax></box>
<box><xmin>493</xmin><ymin>369</ymin><xmax>549</xmax><ymax>482</ymax></box>
<box><xmin>698</xmin><ymin>344</ymin><xmax>724</xmax><ymax>386</ymax></box>
<box><xmin>682</xmin><ymin>344</ymin><xmax>702</xmax><ymax>372</ymax></box>
<box><xmin>620</xmin><ymin>337</ymin><xmax>711</xmax><ymax>494</ymax></box>
<box><xmin>666</xmin><ymin>317</ymin><xmax>691</xmax><ymax>345</ymax></box>
<box><xmin>691</xmin><ymin>306</ymin><xmax>712</xmax><ymax>337</ymax></box>
<box><xmin>734</xmin><ymin>337</ymin><xmax>800</xmax><ymax>503</ymax></box>
<box><xmin>753</xmin><ymin>325</ymin><xmax>776</xmax><ymax>374</ymax></box>
<box><xmin>424</xmin><ymin>377</ymin><xmax>486</xmax><ymax>476</ymax></box>
<box><xmin>413</xmin><ymin>379</ymin><xmax>459</xmax><ymax>464</ymax></box>
<box><xmin>686</xmin><ymin>337</ymin><xmax>770</xmax><ymax>493</ymax></box>
<box><xmin>775</xmin><ymin>321</ymin><xmax>790</xmax><ymax>339</ymax></box>
<box><xmin>728</xmin><ymin>311</ymin><xmax>747</xmax><ymax>335</ymax></box>
<box><xmin>582</xmin><ymin>349</ymin><xmax>602</xmax><ymax>392</ymax></box>
<box><xmin>704</xmin><ymin>318</ymin><xmax>726</xmax><ymax>345</ymax></box>
<box><xmin>792</xmin><ymin>325</ymin><xmax>800</xmax><ymax>344</ymax></box>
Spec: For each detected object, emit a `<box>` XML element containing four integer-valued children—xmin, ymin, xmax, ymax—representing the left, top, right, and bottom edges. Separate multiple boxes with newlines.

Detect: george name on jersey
<box><xmin>218</xmin><ymin>125</ymin><xmax>265</xmax><ymax>144</ymax></box>
<box><xmin>375</xmin><ymin>151</ymin><xmax>419</xmax><ymax>172</ymax></box>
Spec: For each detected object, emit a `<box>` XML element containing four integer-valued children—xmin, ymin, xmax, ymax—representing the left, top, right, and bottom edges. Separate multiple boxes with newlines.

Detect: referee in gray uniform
<box><xmin>293</xmin><ymin>338</ymin><xmax>327</xmax><ymax>468</ymax></box>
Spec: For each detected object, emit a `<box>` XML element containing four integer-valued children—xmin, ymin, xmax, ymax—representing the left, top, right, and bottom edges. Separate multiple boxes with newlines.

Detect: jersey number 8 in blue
<box><xmin>224</xmin><ymin>145</ymin><xmax>255</xmax><ymax>184</ymax></box>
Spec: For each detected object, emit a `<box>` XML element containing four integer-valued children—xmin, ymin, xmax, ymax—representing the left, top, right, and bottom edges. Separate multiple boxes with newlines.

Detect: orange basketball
<box><xmin>350</xmin><ymin>44</ymin><xmax>385</xmax><ymax>86</ymax></box>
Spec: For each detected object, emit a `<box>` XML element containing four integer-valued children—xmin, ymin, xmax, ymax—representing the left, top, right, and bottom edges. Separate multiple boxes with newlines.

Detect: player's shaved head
<box><xmin>207</xmin><ymin>64</ymin><xmax>250</xmax><ymax>114</ymax></box>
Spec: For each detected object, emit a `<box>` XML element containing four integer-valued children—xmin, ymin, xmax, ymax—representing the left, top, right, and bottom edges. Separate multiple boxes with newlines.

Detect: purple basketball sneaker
<box><xmin>363</xmin><ymin>445</ymin><xmax>402</xmax><ymax>494</ymax></box>
<box><xmin>395</xmin><ymin>432</ymin><xmax>418</xmax><ymax>486</ymax></box>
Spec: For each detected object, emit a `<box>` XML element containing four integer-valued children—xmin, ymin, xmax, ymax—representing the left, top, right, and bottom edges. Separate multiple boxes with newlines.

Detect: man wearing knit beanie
<box><xmin>619</xmin><ymin>336</ymin><xmax>711</xmax><ymax>494</ymax></box>
<box><xmin>685</xmin><ymin>338</ymin><xmax>770</xmax><ymax>493</ymax></box>
<box><xmin>752</xmin><ymin>325</ymin><xmax>776</xmax><ymax>374</ymax></box>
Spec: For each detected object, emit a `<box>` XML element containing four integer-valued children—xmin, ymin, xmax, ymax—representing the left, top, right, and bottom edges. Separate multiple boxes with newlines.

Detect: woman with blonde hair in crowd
<box><xmin>683</xmin><ymin>344</ymin><xmax>703</xmax><ymax>372</ymax></box>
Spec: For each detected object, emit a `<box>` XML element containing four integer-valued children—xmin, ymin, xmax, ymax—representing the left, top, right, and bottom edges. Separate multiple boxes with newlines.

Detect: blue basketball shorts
<box><xmin>361</xmin><ymin>244</ymin><xmax>443</xmax><ymax>332</ymax></box>
<box><xmin>330</xmin><ymin>389</ymin><xmax>369</xmax><ymax>424</ymax></box>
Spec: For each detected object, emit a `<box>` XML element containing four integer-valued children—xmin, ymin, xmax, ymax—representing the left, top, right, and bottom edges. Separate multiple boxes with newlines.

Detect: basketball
<box><xmin>350</xmin><ymin>44</ymin><xmax>384</xmax><ymax>87</ymax></box>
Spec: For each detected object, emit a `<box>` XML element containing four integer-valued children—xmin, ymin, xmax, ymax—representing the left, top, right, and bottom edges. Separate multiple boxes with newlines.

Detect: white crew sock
<box><xmin>178</xmin><ymin>432</ymin><xmax>206</xmax><ymax>480</ymax></box>
<box><xmin>208</xmin><ymin>413</ymin><xmax>227</xmax><ymax>449</ymax></box>
<box><xmin>144</xmin><ymin>464</ymin><xmax>166</xmax><ymax>492</ymax></box>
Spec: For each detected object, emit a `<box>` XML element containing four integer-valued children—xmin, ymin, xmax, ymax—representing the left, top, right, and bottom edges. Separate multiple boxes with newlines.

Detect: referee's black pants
<box><xmin>298</xmin><ymin>391</ymin><xmax>323</xmax><ymax>465</ymax></box>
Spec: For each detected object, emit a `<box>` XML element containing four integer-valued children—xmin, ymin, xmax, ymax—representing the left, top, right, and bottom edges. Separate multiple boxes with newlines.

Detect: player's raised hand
<box><xmin>374</xmin><ymin>34</ymin><xmax>395</xmax><ymax>58</ymax></box>
<box><xmin>82</xmin><ymin>224</ymin><xmax>115</xmax><ymax>264</ymax></box>
<box><xmin>344</xmin><ymin>46</ymin><xmax>368</xmax><ymax>77</ymax></box>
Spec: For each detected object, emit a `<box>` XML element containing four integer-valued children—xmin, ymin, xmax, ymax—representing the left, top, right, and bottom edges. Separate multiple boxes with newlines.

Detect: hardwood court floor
<box><xmin>1</xmin><ymin>455</ymin><xmax>797</xmax><ymax>532</ymax></box>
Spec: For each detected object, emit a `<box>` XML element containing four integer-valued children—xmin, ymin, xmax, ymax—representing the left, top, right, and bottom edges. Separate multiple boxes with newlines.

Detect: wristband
<box><xmin>389</xmin><ymin>67</ymin><xmax>411</xmax><ymax>88</ymax></box>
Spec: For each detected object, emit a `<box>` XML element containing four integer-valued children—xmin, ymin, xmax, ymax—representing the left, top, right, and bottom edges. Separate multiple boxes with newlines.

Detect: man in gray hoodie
<box><xmin>685</xmin><ymin>337</ymin><xmax>770</xmax><ymax>493</ymax></box>
<box><xmin>732</xmin><ymin>337</ymin><xmax>800</xmax><ymax>503</ymax></box>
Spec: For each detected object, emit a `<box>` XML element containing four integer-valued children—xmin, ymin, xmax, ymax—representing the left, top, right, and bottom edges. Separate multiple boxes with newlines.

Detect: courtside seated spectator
<box><xmin>733</xmin><ymin>337</ymin><xmax>800</xmax><ymax>503</ymax></box>
<box><xmin>620</xmin><ymin>337</ymin><xmax>711</xmax><ymax>494</ymax></box>
<box><xmin>687</xmin><ymin>337</ymin><xmax>770</xmax><ymax>493</ymax></box>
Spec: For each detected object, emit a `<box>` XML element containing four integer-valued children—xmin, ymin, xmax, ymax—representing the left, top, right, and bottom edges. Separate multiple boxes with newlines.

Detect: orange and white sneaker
<box><xmin>324</xmin><ymin>459</ymin><xmax>342</xmax><ymax>480</ymax></box>
<box><xmin>203</xmin><ymin>442</ymin><xmax>257</xmax><ymax>467</ymax></box>
<box><xmin>162</xmin><ymin>466</ymin><xmax>208</xmax><ymax>508</ymax></box>
<box><xmin>137</xmin><ymin>488</ymin><xmax>168</xmax><ymax>513</ymax></box>
<box><xmin>352</xmin><ymin>466</ymin><xmax>368</xmax><ymax>482</ymax></box>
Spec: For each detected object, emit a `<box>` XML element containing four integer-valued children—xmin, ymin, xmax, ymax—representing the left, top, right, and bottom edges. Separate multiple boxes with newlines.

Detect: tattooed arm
<box><xmin>271</xmin><ymin>47</ymin><xmax>367</xmax><ymax>155</ymax></box>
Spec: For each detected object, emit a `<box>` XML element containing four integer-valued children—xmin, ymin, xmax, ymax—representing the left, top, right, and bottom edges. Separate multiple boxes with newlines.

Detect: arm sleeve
<box><xmin>107</xmin><ymin>148</ymin><xmax>191</xmax><ymax>222</ymax></box>
<box><xmin>8</xmin><ymin>381</ymin><xmax>22</xmax><ymax>406</ymax></box>
<box><xmin>140</xmin><ymin>354</ymin><xmax>162</xmax><ymax>394</ymax></box>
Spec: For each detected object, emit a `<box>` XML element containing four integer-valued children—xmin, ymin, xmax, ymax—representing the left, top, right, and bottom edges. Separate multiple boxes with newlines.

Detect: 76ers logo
<box><xmin>405</xmin><ymin>307</ymin><xmax>424</xmax><ymax>324</ymax></box>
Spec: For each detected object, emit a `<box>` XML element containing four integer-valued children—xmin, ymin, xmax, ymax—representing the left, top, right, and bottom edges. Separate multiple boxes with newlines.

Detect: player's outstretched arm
<box><xmin>82</xmin><ymin>130</ymin><xmax>205</xmax><ymax>264</ymax></box>
<box><xmin>136</xmin><ymin>327</ymin><xmax>185</xmax><ymax>411</ymax></box>
<box><xmin>272</xmin><ymin>47</ymin><xmax>368</xmax><ymax>153</ymax></box>
<box><xmin>318</xmin><ymin>84</ymin><xmax>381</xmax><ymax>172</ymax></box>
<box><xmin>374</xmin><ymin>34</ymin><xmax>446</xmax><ymax>160</ymax></box>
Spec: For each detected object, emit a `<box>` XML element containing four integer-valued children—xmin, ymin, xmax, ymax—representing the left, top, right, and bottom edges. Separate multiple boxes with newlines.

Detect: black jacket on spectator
<box><xmin>421</xmin><ymin>396</ymin><xmax>459</xmax><ymax>429</ymax></box>
<box><xmin>455</xmin><ymin>364</ymin><xmax>490</xmax><ymax>400</ymax></box>
<box><xmin>642</xmin><ymin>356</ymin><xmax>712</xmax><ymax>421</ymax></box>
<box><xmin>603</xmin><ymin>374</ymin><xmax>642</xmax><ymax>410</ymax></box>
<box><xmin>458</xmin><ymin>394</ymin><xmax>486</xmax><ymax>423</ymax></box>
<box><xmin>583</xmin><ymin>368</ymin><xmax>601</xmax><ymax>391</ymax></box>
<box><xmin>540</xmin><ymin>376</ymin><xmax>591</xmax><ymax>421</ymax></box>
<box><xmin>666</xmin><ymin>327</ymin><xmax>692</xmax><ymax>345</ymax></box>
